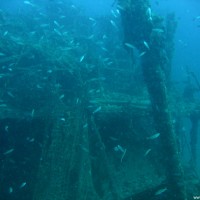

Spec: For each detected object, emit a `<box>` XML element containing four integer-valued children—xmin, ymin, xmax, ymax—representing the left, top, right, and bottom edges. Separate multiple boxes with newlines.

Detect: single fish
<box><xmin>3</xmin><ymin>31</ymin><xmax>8</xmax><ymax>36</ymax></box>
<box><xmin>147</xmin><ymin>133</ymin><xmax>160</xmax><ymax>140</ymax></box>
<box><xmin>0</xmin><ymin>52</ymin><xmax>5</xmax><ymax>56</ymax></box>
<box><xmin>31</xmin><ymin>109</ymin><xmax>35</xmax><ymax>118</ymax></box>
<box><xmin>47</xmin><ymin>70</ymin><xmax>52</xmax><ymax>74</ymax></box>
<box><xmin>40</xmin><ymin>24</ymin><xmax>49</xmax><ymax>28</ymax></box>
<box><xmin>8</xmin><ymin>187</ymin><xmax>13</xmax><ymax>193</ymax></box>
<box><xmin>5</xmin><ymin>125</ymin><xmax>9</xmax><ymax>132</ymax></box>
<box><xmin>71</xmin><ymin>5</ymin><xmax>77</xmax><ymax>9</ymax></box>
<box><xmin>102</xmin><ymin>58</ymin><xmax>110</xmax><ymax>62</ymax></box>
<box><xmin>116</xmin><ymin>9</ymin><xmax>120</xmax><ymax>15</ymax></box>
<box><xmin>87</xmin><ymin>77</ymin><xmax>106</xmax><ymax>83</ymax></box>
<box><xmin>146</xmin><ymin>7</ymin><xmax>152</xmax><ymax>21</ymax></box>
<box><xmin>118</xmin><ymin>145</ymin><xmax>125</xmax><ymax>153</ymax></box>
<box><xmin>152</xmin><ymin>28</ymin><xmax>164</xmax><ymax>33</ymax></box>
<box><xmin>101</xmin><ymin>47</ymin><xmax>108</xmax><ymax>52</ymax></box>
<box><xmin>143</xmin><ymin>41</ymin><xmax>150</xmax><ymax>50</ymax></box>
<box><xmin>139</xmin><ymin>51</ymin><xmax>146</xmax><ymax>57</ymax></box>
<box><xmin>26</xmin><ymin>137</ymin><xmax>35</xmax><ymax>142</ymax></box>
<box><xmin>80</xmin><ymin>146</ymin><xmax>89</xmax><ymax>153</ymax></box>
<box><xmin>96</xmin><ymin>89</ymin><xmax>100</xmax><ymax>93</ymax></box>
<box><xmin>9</xmin><ymin>63</ymin><xmax>15</xmax><ymax>67</ymax></box>
<box><xmin>7</xmin><ymin>91</ymin><xmax>15</xmax><ymax>98</ymax></box>
<box><xmin>24</xmin><ymin>1</ymin><xmax>35</xmax><ymax>7</ymax></box>
<box><xmin>80</xmin><ymin>54</ymin><xmax>85</xmax><ymax>62</ymax></box>
<box><xmin>53</xmin><ymin>20</ymin><xmax>60</xmax><ymax>27</ymax></box>
<box><xmin>111</xmin><ymin>10</ymin><xmax>118</xmax><ymax>18</ymax></box>
<box><xmin>110</xmin><ymin>20</ymin><xmax>117</xmax><ymax>28</ymax></box>
<box><xmin>103</xmin><ymin>34</ymin><xmax>107</xmax><ymax>39</ymax></box>
<box><xmin>124</xmin><ymin>43</ymin><xmax>135</xmax><ymax>49</ymax></box>
<box><xmin>89</xmin><ymin>18</ymin><xmax>96</xmax><ymax>26</ymax></box>
<box><xmin>117</xmin><ymin>5</ymin><xmax>125</xmax><ymax>11</ymax></box>
<box><xmin>19</xmin><ymin>182</ymin><xmax>27</xmax><ymax>189</ymax></box>
<box><xmin>60</xmin><ymin>117</ymin><xmax>65</xmax><ymax>122</ymax></box>
<box><xmin>144</xmin><ymin>148</ymin><xmax>151</xmax><ymax>156</ymax></box>
<box><xmin>54</xmin><ymin>28</ymin><xmax>62</xmax><ymax>36</ymax></box>
<box><xmin>89</xmin><ymin>17</ymin><xmax>96</xmax><ymax>22</ymax></box>
<box><xmin>76</xmin><ymin>98</ymin><xmax>79</xmax><ymax>104</ymax></box>
<box><xmin>59</xmin><ymin>94</ymin><xmax>65</xmax><ymax>100</ymax></box>
<box><xmin>83</xmin><ymin>123</ymin><xmax>88</xmax><ymax>128</ymax></box>
<box><xmin>88</xmin><ymin>89</ymin><xmax>95</xmax><ymax>93</ymax></box>
<box><xmin>36</xmin><ymin>84</ymin><xmax>42</xmax><ymax>89</ymax></box>
<box><xmin>29</xmin><ymin>138</ymin><xmax>35</xmax><ymax>142</ymax></box>
<box><xmin>194</xmin><ymin>16</ymin><xmax>200</xmax><ymax>21</ymax></box>
<box><xmin>93</xmin><ymin>106</ymin><xmax>101</xmax><ymax>114</ymax></box>
<box><xmin>3</xmin><ymin>148</ymin><xmax>14</xmax><ymax>155</ymax></box>
<box><xmin>88</xmin><ymin>34</ymin><xmax>94</xmax><ymax>39</ymax></box>
<box><xmin>155</xmin><ymin>187</ymin><xmax>167</xmax><ymax>195</ymax></box>
<box><xmin>109</xmin><ymin>136</ymin><xmax>118</xmax><ymax>141</ymax></box>
<box><xmin>121</xmin><ymin>148</ymin><xmax>126</xmax><ymax>162</ymax></box>
<box><xmin>0</xmin><ymin>104</ymin><xmax>7</xmax><ymax>107</ymax></box>
<box><xmin>107</xmin><ymin>61</ymin><xmax>113</xmax><ymax>65</ymax></box>
<box><xmin>114</xmin><ymin>145</ymin><xmax>125</xmax><ymax>153</ymax></box>
<box><xmin>60</xmin><ymin>15</ymin><xmax>66</xmax><ymax>19</ymax></box>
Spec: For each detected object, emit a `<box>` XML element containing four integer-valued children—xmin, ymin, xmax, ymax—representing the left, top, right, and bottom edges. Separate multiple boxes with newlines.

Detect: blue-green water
<box><xmin>0</xmin><ymin>0</ymin><xmax>200</xmax><ymax>199</ymax></box>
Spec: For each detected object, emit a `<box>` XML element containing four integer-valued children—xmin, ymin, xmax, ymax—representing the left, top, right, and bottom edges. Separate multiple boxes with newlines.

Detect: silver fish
<box><xmin>124</xmin><ymin>43</ymin><xmax>135</xmax><ymax>49</ymax></box>
<box><xmin>59</xmin><ymin>94</ymin><xmax>65</xmax><ymax>100</ymax></box>
<box><xmin>80</xmin><ymin>55</ymin><xmax>85</xmax><ymax>62</ymax></box>
<box><xmin>3</xmin><ymin>148</ymin><xmax>14</xmax><ymax>155</ymax></box>
<box><xmin>155</xmin><ymin>187</ymin><xmax>167</xmax><ymax>195</ymax></box>
<box><xmin>144</xmin><ymin>148</ymin><xmax>152</xmax><ymax>156</ymax></box>
<box><xmin>139</xmin><ymin>51</ymin><xmax>146</xmax><ymax>57</ymax></box>
<box><xmin>54</xmin><ymin>28</ymin><xmax>62</xmax><ymax>36</ymax></box>
<box><xmin>146</xmin><ymin>7</ymin><xmax>152</xmax><ymax>21</ymax></box>
<box><xmin>53</xmin><ymin>20</ymin><xmax>60</xmax><ymax>27</ymax></box>
<box><xmin>147</xmin><ymin>133</ymin><xmax>160</xmax><ymax>140</ymax></box>
<box><xmin>152</xmin><ymin>28</ymin><xmax>164</xmax><ymax>33</ymax></box>
<box><xmin>9</xmin><ymin>187</ymin><xmax>13</xmax><ymax>193</ymax></box>
<box><xmin>83</xmin><ymin>123</ymin><xmax>88</xmax><ymax>128</ymax></box>
<box><xmin>24</xmin><ymin>1</ymin><xmax>35</xmax><ymax>7</ymax></box>
<box><xmin>3</xmin><ymin>31</ymin><xmax>8</xmax><ymax>36</ymax></box>
<box><xmin>31</xmin><ymin>109</ymin><xmax>35</xmax><ymax>117</ymax></box>
<box><xmin>110</xmin><ymin>20</ymin><xmax>117</xmax><ymax>28</ymax></box>
<box><xmin>0</xmin><ymin>52</ymin><xmax>5</xmax><ymax>56</ymax></box>
<box><xmin>93</xmin><ymin>106</ymin><xmax>101</xmax><ymax>114</ymax></box>
<box><xmin>19</xmin><ymin>182</ymin><xmax>27</xmax><ymax>189</ymax></box>
<box><xmin>143</xmin><ymin>41</ymin><xmax>150</xmax><ymax>50</ymax></box>
<box><xmin>89</xmin><ymin>17</ymin><xmax>96</xmax><ymax>22</ymax></box>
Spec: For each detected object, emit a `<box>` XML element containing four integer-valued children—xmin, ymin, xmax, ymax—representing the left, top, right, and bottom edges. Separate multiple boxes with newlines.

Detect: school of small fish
<box><xmin>0</xmin><ymin>0</ymin><xmax>194</xmax><ymax>198</ymax></box>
